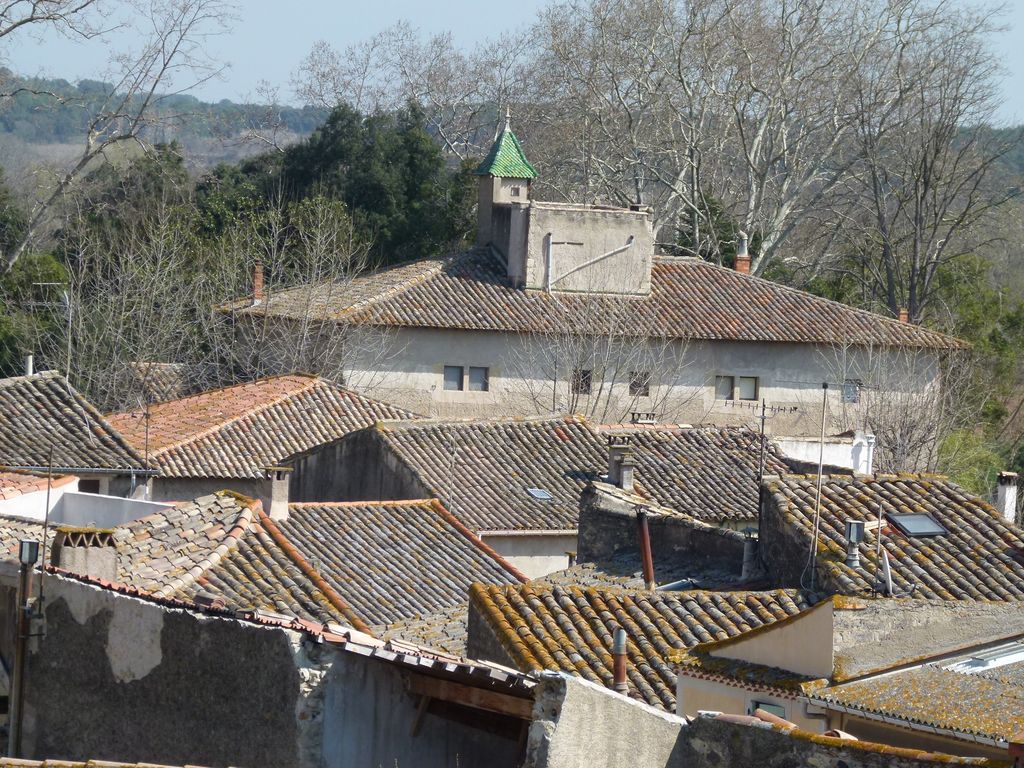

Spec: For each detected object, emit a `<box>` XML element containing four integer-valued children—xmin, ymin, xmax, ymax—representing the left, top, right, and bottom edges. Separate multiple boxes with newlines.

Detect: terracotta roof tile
<box><xmin>0</xmin><ymin>372</ymin><xmax>147</xmax><ymax>473</ymax></box>
<box><xmin>232</xmin><ymin>250</ymin><xmax>961</xmax><ymax>349</ymax></box>
<box><xmin>278</xmin><ymin>500</ymin><xmax>524</xmax><ymax>626</ymax></box>
<box><xmin>762</xmin><ymin>474</ymin><xmax>1024</xmax><ymax>600</ymax></box>
<box><xmin>0</xmin><ymin>471</ymin><xmax>75</xmax><ymax>500</ymax></box>
<box><xmin>108</xmin><ymin>374</ymin><xmax>418</xmax><ymax>479</ymax></box>
<box><xmin>372</xmin><ymin>418</ymin><xmax>785</xmax><ymax>531</ymax></box>
<box><xmin>469</xmin><ymin>582</ymin><xmax>807</xmax><ymax>710</ymax></box>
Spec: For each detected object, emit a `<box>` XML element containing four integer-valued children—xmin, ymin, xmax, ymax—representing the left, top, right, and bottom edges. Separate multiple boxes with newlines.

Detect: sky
<box><xmin>5</xmin><ymin>0</ymin><xmax>1024</xmax><ymax>124</ymax></box>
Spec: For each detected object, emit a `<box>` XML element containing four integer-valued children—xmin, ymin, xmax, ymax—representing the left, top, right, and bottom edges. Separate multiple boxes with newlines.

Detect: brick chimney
<box><xmin>898</xmin><ymin>307</ymin><xmax>909</xmax><ymax>323</ymax></box>
<box><xmin>253</xmin><ymin>262</ymin><xmax>265</xmax><ymax>304</ymax></box>
<box><xmin>997</xmin><ymin>471</ymin><xmax>1018</xmax><ymax>524</ymax></box>
<box><xmin>734</xmin><ymin>231</ymin><xmax>751</xmax><ymax>274</ymax></box>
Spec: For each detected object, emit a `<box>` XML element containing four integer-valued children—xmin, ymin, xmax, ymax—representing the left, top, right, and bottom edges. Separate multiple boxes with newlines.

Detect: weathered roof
<box><xmin>228</xmin><ymin>250</ymin><xmax>961</xmax><ymax>349</ymax></box>
<box><xmin>762</xmin><ymin>473</ymin><xmax>1024</xmax><ymax>600</ymax></box>
<box><xmin>108</xmin><ymin>374</ymin><xmax>418</xmax><ymax>479</ymax></box>
<box><xmin>277</xmin><ymin>500</ymin><xmax>525</xmax><ymax>626</ymax></box>
<box><xmin>370</xmin><ymin>417</ymin><xmax>786</xmax><ymax>532</ymax></box>
<box><xmin>812</xmin><ymin>665</ymin><xmax>1024</xmax><ymax>746</ymax></box>
<box><xmin>128</xmin><ymin>361</ymin><xmax>199</xmax><ymax>404</ymax></box>
<box><xmin>376</xmin><ymin>603</ymin><xmax>470</xmax><ymax>656</ymax></box>
<box><xmin>469</xmin><ymin>583</ymin><xmax>808</xmax><ymax>710</ymax></box>
<box><xmin>114</xmin><ymin>492</ymin><xmax>369</xmax><ymax>630</ymax></box>
<box><xmin>599</xmin><ymin>425</ymin><xmax>789</xmax><ymax>523</ymax></box>
<box><xmin>0</xmin><ymin>372</ymin><xmax>148</xmax><ymax>474</ymax></box>
<box><xmin>475</xmin><ymin>124</ymin><xmax>538</xmax><ymax>178</ymax></box>
<box><xmin>0</xmin><ymin>760</ymin><xmax>217</xmax><ymax>768</ymax></box>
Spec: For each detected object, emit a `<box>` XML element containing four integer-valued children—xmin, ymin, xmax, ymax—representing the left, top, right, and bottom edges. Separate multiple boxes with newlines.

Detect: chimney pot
<box><xmin>253</xmin><ymin>263</ymin><xmax>265</xmax><ymax>304</ymax></box>
<box><xmin>612</xmin><ymin>627</ymin><xmax>628</xmax><ymax>694</ymax></box>
<box><xmin>619</xmin><ymin>453</ymin><xmax>636</xmax><ymax>493</ymax></box>
<box><xmin>898</xmin><ymin>307</ymin><xmax>909</xmax><ymax>323</ymax></box>
<box><xmin>735</xmin><ymin>231</ymin><xmax>751</xmax><ymax>274</ymax></box>
<box><xmin>263</xmin><ymin>465</ymin><xmax>293</xmax><ymax>521</ymax></box>
<box><xmin>997</xmin><ymin>471</ymin><xmax>1019</xmax><ymax>524</ymax></box>
<box><xmin>24</xmin><ymin>354</ymin><xmax>33</xmax><ymax>377</ymax></box>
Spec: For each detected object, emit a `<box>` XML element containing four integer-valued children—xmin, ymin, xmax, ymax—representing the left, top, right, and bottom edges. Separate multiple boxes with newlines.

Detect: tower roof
<box><xmin>475</xmin><ymin>116</ymin><xmax>538</xmax><ymax>179</ymax></box>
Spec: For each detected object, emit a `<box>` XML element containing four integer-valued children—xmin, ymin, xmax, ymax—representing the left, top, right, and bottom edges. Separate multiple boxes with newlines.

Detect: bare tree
<box><xmin>1</xmin><ymin>0</ymin><xmax>236</xmax><ymax>274</ymax></box>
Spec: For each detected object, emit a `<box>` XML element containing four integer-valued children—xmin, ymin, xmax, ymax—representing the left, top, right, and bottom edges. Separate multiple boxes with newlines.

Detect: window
<box><xmin>714</xmin><ymin>375</ymin><xmax>734</xmax><ymax>401</ymax></box>
<box><xmin>843</xmin><ymin>379</ymin><xmax>862</xmax><ymax>404</ymax></box>
<box><xmin>526</xmin><ymin>487</ymin><xmax>553</xmax><ymax>501</ymax></box>
<box><xmin>738</xmin><ymin>376</ymin><xmax>759</xmax><ymax>401</ymax></box>
<box><xmin>749</xmin><ymin>701</ymin><xmax>786</xmax><ymax>718</ymax></box>
<box><xmin>887</xmin><ymin>513</ymin><xmax>947</xmax><ymax>538</ymax></box>
<box><xmin>469</xmin><ymin>366</ymin><xmax>490</xmax><ymax>392</ymax></box>
<box><xmin>629</xmin><ymin>371</ymin><xmax>651</xmax><ymax>397</ymax></box>
<box><xmin>443</xmin><ymin>365</ymin><xmax>464</xmax><ymax>391</ymax></box>
<box><xmin>571</xmin><ymin>368</ymin><xmax>592</xmax><ymax>395</ymax></box>
<box><xmin>511</xmin><ymin>185</ymin><xmax>521</xmax><ymax>197</ymax></box>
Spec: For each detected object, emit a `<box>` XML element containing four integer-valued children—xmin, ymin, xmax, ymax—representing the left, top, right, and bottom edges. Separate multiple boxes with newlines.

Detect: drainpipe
<box><xmin>613</xmin><ymin>627</ymin><xmax>628</xmax><ymax>694</ymax></box>
<box><xmin>9</xmin><ymin>539</ymin><xmax>40</xmax><ymax>758</ymax></box>
<box><xmin>636</xmin><ymin>507</ymin><xmax>656</xmax><ymax>590</ymax></box>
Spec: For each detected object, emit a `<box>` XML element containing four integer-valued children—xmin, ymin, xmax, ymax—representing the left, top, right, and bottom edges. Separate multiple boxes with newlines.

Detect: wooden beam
<box><xmin>407</xmin><ymin>675</ymin><xmax>534</xmax><ymax>719</ymax></box>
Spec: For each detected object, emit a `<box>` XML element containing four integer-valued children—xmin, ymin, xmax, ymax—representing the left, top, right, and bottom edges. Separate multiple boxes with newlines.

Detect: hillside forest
<box><xmin>1</xmin><ymin>0</ymin><xmax>1023</xmax><ymax>494</ymax></box>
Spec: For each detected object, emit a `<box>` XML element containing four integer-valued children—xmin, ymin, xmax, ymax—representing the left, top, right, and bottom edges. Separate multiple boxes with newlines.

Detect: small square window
<box><xmin>469</xmin><ymin>366</ymin><xmax>489</xmax><ymax>392</ymax></box>
<box><xmin>738</xmin><ymin>376</ymin><xmax>758</xmax><ymax>401</ymax></box>
<box><xmin>443</xmin><ymin>365</ymin><xmax>464</xmax><ymax>391</ymax></box>
<box><xmin>715</xmin><ymin>375</ymin><xmax>734</xmax><ymax>401</ymax></box>
<box><xmin>511</xmin><ymin>185</ymin><xmax>521</xmax><ymax>197</ymax></box>
<box><xmin>571</xmin><ymin>368</ymin><xmax>592</xmax><ymax>395</ymax></box>
<box><xmin>629</xmin><ymin>371</ymin><xmax>651</xmax><ymax>397</ymax></box>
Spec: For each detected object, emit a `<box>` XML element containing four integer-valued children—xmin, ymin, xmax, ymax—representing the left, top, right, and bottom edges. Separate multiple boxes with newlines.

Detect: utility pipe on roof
<box><xmin>636</xmin><ymin>506</ymin><xmax>656</xmax><ymax>590</ymax></box>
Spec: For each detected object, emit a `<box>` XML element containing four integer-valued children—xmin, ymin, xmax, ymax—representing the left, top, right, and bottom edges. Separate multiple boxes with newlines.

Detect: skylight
<box><xmin>526</xmin><ymin>488</ymin><xmax>553</xmax><ymax>501</ymax></box>
<box><xmin>887</xmin><ymin>513</ymin><xmax>947</xmax><ymax>538</ymax></box>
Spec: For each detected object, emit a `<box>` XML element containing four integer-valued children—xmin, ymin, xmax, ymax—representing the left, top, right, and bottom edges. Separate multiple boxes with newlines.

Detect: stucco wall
<box><xmin>19</xmin><ymin>576</ymin><xmax>303</xmax><ymax>767</ymax></box>
<box><xmin>147</xmin><ymin>477</ymin><xmax>265</xmax><ymax>503</ymax></box>
<box><xmin>289</xmin><ymin>428</ymin><xmax>426</xmax><ymax>503</ymax></box>
<box><xmin>483</xmin><ymin>533</ymin><xmax>576</xmax><ymax>579</ymax></box>
<box><xmin>0</xmin><ymin>478</ymin><xmax>77</xmax><ymax>521</ymax></box>
<box><xmin>675</xmin><ymin>676</ymin><xmax>819</xmax><ymax>731</ymax></box>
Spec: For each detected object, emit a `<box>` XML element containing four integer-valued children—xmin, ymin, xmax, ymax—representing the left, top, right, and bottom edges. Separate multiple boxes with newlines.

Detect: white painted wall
<box><xmin>0</xmin><ymin>488</ymin><xmax>171</xmax><ymax>527</ymax></box>
<box><xmin>0</xmin><ymin>477</ymin><xmax>77</xmax><ymax>520</ymax></box>
<box><xmin>777</xmin><ymin>432</ymin><xmax>876</xmax><ymax>474</ymax></box>
<box><xmin>482</xmin><ymin>532</ymin><xmax>578</xmax><ymax>579</ymax></box>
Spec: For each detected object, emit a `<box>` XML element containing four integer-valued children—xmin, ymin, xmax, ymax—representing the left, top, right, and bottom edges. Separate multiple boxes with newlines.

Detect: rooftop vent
<box><xmin>844</xmin><ymin>520</ymin><xmax>865</xmax><ymax>568</ymax></box>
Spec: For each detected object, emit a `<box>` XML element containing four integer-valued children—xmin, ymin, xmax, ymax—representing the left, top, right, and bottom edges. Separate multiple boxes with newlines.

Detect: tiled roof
<box><xmin>475</xmin><ymin>124</ymin><xmax>538</xmax><ymax>178</ymax></box>
<box><xmin>278</xmin><ymin>500</ymin><xmax>525</xmax><ymax>626</ymax></box>
<box><xmin>375</xmin><ymin>416</ymin><xmax>603</xmax><ymax>531</ymax></box>
<box><xmin>0</xmin><ymin>372</ymin><xmax>148</xmax><ymax>473</ymax></box>
<box><xmin>599</xmin><ymin>425</ymin><xmax>789</xmax><ymax>523</ymax></box>
<box><xmin>371</xmin><ymin>418</ymin><xmax>785</xmax><ymax>531</ymax></box>
<box><xmin>128</xmin><ymin>361</ymin><xmax>199</xmax><ymax>404</ymax></box>
<box><xmin>0</xmin><ymin>760</ymin><xmax>216</xmax><ymax>768</ymax></box>
<box><xmin>114</xmin><ymin>492</ymin><xmax>369</xmax><ymax>630</ymax></box>
<box><xmin>762</xmin><ymin>474</ymin><xmax>1024</xmax><ymax>600</ymax></box>
<box><xmin>812</xmin><ymin>666</ymin><xmax>1023</xmax><ymax>745</ymax></box>
<box><xmin>230</xmin><ymin>250</ymin><xmax>961</xmax><ymax>349</ymax></box>
<box><xmin>107</xmin><ymin>374</ymin><xmax>418</xmax><ymax>479</ymax></box>
<box><xmin>0</xmin><ymin>513</ymin><xmax>45</xmax><ymax>559</ymax></box>
<box><xmin>0</xmin><ymin>471</ymin><xmax>75</xmax><ymax>500</ymax></box>
<box><xmin>376</xmin><ymin>603</ymin><xmax>470</xmax><ymax>656</ymax></box>
<box><xmin>469</xmin><ymin>583</ymin><xmax>808</xmax><ymax>710</ymax></box>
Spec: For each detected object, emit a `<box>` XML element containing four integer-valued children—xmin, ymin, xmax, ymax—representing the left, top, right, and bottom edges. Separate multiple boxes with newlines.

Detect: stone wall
<box><xmin>577</xmin><ymin>483</ymin><xmax>746</xmax><ymax>568</ymax></box>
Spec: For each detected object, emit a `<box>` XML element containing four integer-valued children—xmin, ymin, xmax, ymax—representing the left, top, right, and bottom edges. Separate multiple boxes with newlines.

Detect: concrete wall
<box><xmin>525</xmin><ymin>673</ymin><xmax>992</xmax><ymax>768</ymax></box>
<box><xmin>481</xmin><ymin>533</ymin><xmax>576</xmax><ymax>579</ymax></box>
<box><xmin>521</xmin><ymin>203</ymin><xmax>654</xmax><ymax>295</ymax></box>
<box><xmin>673</xmin><ymin>677</ymin><xmax>818</xmax><ymax>730</ymax></box>
<box><xmin>50</xmin><ymin>492</ymin><xmax>171</xmax><ymax>527</ymax></box>
<box><xmin>777</xmin><ymin>433</ymin><xmax>876</xmax><ymax>475</ymax></box>
<box><xmin>148</xmin><ymin>477</ymin><xmax>265</xmax><ymax>503</ymax></box>
<box><xmin>0</xmin><ymin>478</ymin><xmax>77</xmax><ymax>520</ymax></box>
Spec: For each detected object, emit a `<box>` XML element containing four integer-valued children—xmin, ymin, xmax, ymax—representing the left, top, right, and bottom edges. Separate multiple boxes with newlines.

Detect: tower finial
<box><xmin>505</xmin><ymin>105</ymin><xmax>511</xmax><ymax>131</ymax></box>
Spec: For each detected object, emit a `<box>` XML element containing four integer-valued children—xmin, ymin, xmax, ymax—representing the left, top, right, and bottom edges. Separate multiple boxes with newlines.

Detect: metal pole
<box><xmin>809</xmin><ymin>383</ymin><xmax>829</xmax><ymax>592</ymax></box>
<box><xmin>8</xmin><ymin>560</ymin><xmax>32</xmax><ymax>757</ymax></box>
<box><xmin>636</xmin><ymin>507</ymin><xmax>656</xmax><ymax>590</ymax></box>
